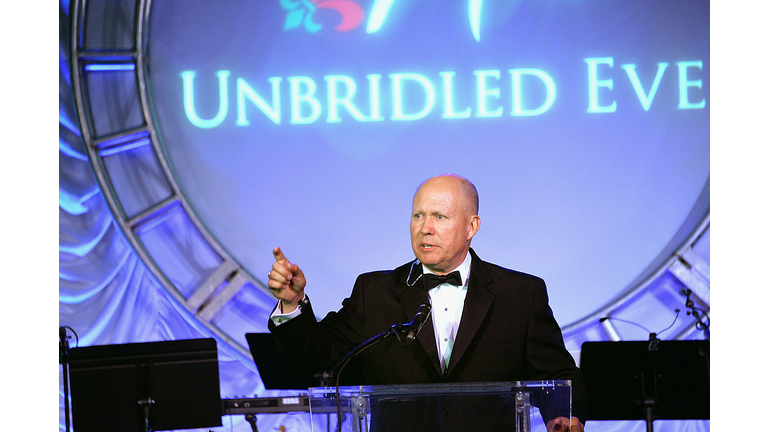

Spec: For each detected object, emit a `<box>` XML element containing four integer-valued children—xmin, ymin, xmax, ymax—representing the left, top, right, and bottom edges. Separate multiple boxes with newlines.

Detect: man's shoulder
<box><xmin>483</xmin><ymin>260</ymin><xmax>542</xmax><ymax>280</ymax></box>
<box><xmin>471</xmin><ymin>250</ymin><xmax>545</xmax><ymax>286</ymax></box>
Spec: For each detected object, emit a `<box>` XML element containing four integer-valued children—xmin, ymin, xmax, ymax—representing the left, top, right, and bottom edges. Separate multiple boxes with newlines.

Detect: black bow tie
<box><xmin>422</xmin><ymin>271</ymin><xmax>462</xmax><ymax>290</ymax></box>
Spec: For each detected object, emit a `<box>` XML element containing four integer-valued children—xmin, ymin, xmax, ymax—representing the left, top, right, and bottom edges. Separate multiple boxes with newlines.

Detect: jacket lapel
<box><xmin>395</xmin><ymin>261</ymin><xmax>442</xmax><ymax>376</ymax></box>
<box><xmin>445</xmin><ymin>250</ymin><xmax>495</xmax><ymax>377</ymax></box>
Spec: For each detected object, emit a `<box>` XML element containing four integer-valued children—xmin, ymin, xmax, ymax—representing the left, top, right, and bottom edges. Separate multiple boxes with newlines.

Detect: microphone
<box><xmin>680</xmin><ymin>289</ymin><xmax>695</xmax><ymax>308</ymax></box>
<box><xmin>679</xmin><ymin>288</ymin><xmax>710</xmax><ymax>339</ymax></box>
<box><xmin>396</xmin><ymin>303</ymin><xmax>432</xmax><ymax>348</ymax></box>
<box><xmin>59</xmin><ymin>326</ymin><xmax>68</xmax><ymax>365</ymax></box>
<box><xmin>329</xmin><ymin>303</ymin><xmax>433</xmax><ymax>384</ymax></box>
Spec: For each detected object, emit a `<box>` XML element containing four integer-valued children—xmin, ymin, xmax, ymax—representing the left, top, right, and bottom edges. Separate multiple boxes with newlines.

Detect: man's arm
<box><xmin>266</xmin><ymin>246</ymin><xmax>363</xmax><ymax>373</ymax></box>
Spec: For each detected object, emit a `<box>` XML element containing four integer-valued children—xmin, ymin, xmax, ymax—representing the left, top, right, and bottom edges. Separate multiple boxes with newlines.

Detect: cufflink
<box><xmin>297</xmin><ymin>295</ymin><xmax>310</xmax><ymax>310</ymax></box>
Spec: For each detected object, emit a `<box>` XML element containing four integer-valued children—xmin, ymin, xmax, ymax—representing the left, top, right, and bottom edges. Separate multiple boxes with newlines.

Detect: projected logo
<box><xmin>281</xmin><ymin>0</ymin><xmax>364</xmax><ymax>33</ymax></box>
<box><xmin>281</xmin><ymin>0</ymin><xmax>487</xmax><ymax>41</ymax></box>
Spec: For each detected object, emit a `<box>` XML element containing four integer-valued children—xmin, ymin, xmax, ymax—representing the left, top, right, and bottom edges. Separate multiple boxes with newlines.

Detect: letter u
<box><xmin>181</xmin><ymin>70</ymin><xmax>230</xmax><ymax>128</ymax></box>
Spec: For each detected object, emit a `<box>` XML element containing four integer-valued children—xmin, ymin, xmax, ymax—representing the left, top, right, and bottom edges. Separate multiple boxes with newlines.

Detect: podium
<box><xmin>307</xmin><ymin>381</ymin><xmax>572</xmax><ymax>432</ymax></box>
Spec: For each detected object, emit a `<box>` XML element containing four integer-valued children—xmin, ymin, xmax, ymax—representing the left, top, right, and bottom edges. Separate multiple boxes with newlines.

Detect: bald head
<box><xmin>414</xmin><ymin>174</ymin><xmax>479</xmax><ymax>216</ymax></box>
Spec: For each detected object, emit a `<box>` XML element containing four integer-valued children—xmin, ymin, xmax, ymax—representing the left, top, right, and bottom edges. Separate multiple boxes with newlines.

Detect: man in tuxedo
<box><xmin>267</xmin><ymin>174</ymin><xmax>587</xmax><ymax>431</ymax></box>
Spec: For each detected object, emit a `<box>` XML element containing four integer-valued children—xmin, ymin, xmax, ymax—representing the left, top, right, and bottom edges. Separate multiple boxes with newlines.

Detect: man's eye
<box><xmin>414</xmin><ymin>214</ymin><xmax>422</xmax><ymax>219</ymax></box>
<box><xmin>436</xmin><ymin>215</ymin><xmax>445</xmax><ymax>220</ymax></box>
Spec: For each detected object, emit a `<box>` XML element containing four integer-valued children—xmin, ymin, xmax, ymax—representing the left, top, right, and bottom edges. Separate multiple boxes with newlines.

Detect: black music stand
<box><xmin>580</xmin><ymin>340</ymin><xmax>709</xmax><ymax>432</ymax></box>
<box><xmin>245</xmin><ymin>332</ymin><xmax>366</xmax><ymax>389</ymax></box>
<box><xmin>68</xmin><ymin>338</ymin><xmax>222</xmax><ymax>432</ymax></box>
<box><xmin>245</xmin><ymin>333</ymin><xmax>342</xmax><ymax>432</ymax></box>
<box><xmin>246</xmin><ymin>332</ymin><xmax>325</xmax><ymax>390</ymax></box>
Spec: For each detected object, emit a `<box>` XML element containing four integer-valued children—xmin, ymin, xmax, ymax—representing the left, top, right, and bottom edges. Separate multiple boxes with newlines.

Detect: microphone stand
<box><xmin>327</xmin><ymin>305</ymin><xmax>431</xmax><ymax>432</ymax></box>
<box><xmin>328</xmin><ymin>327</ymin><xmax>395</xmax><ymax>432</ymax></box>
<box><xmin>329</xmin><ymin>328</ymin><xmax>395</xmax><ymax>389</ymax></box>
<box><xmin>59</xmin><ymin>327</ymin><xmax>72</xmax><ymax>432</ymax></box>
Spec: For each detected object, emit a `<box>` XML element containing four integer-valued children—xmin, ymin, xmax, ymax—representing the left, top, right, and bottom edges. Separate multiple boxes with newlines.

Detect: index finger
<box><xmin>272</xmin><ymin>246</ymin><xmax>286</xmax><ymax>262</ymax></box>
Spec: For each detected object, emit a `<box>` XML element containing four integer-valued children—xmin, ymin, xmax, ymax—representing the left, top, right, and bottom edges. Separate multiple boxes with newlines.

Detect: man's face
<box><xmin>410</xmin><ymin>177</ymin><xmax>480</xmax><ymax>274</ymax></box>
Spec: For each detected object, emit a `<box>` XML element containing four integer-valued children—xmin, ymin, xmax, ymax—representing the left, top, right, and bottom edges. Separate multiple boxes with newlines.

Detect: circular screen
<box><xmin>145</xmin><ymin>0</ymin><xmax>709</xmax><ymax>324</ymax></box>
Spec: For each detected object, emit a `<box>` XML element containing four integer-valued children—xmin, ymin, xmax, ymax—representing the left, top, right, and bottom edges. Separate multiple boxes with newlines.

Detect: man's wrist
<box><xmin>280</xmin><ymin>293</ymin><xmax>308</xmax><ymax>313</ymax></box>
<box><xmin>280</xmin><ymin>300</ymin><xmax>298</xmax><ymax>314</ymax></box>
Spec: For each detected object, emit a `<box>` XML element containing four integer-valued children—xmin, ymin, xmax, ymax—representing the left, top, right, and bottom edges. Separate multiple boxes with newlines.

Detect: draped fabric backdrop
<box><xmin>58</xmin><ymin>3</ymin><xmax>304</xmax><ymax>431</ymax></box>
<box><xmin>58</xmin><ymin>1</ymin><xmax>710</xmax><ymax>431</ymax></box>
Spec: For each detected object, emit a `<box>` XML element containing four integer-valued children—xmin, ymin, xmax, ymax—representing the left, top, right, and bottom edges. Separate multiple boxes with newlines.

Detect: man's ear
<box><xmin>467</xmin><ymin>215</ymin><xmax>481</xmax><ymax>240</ymax></box>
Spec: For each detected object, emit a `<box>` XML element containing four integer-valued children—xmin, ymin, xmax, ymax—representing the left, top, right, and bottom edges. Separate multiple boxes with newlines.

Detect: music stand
<box><xmin>580</xmin><ymin>340</ymin><xmax>709</xmax><ymax>432</ymax></box>
<box><xmin>245</xmin><ymin>333</ymin><xmax>367</xmax><ymax>389</ymax></box>
<box><xmin>246</xmin><ymin>332</ymin><xmax>323</xmax><ymax>389</ymax></box>
<box><xmin>68</xmin><ymin>338</ymin><xmax>222</xmax><ymax>432</ymax></box>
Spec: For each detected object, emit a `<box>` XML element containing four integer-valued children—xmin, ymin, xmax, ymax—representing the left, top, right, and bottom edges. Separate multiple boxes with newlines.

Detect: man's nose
<box><xmin>420</xmin><ymin>217</ymin><xmax>434</xmax><ymax>234</ymax></box>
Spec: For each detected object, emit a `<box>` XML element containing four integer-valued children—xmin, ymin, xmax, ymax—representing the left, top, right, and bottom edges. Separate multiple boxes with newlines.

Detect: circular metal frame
<box><xmin>69</xmin><ymin>0</ymin><xmax>268</xmax><ymax>358</ymax></box>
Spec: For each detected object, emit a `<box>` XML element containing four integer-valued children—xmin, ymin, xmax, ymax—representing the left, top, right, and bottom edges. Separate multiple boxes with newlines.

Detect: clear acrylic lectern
<box><xmin>308</xmin><ymin>380</ymin><xmax>571</xmax><ymax>432</ymax></box>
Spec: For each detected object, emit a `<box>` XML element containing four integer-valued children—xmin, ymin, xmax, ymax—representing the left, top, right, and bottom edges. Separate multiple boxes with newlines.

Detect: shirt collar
<box><xmin>421</xmin><ymin>252</ymin><xmax>472</xmax><ymax>288</ymax></box>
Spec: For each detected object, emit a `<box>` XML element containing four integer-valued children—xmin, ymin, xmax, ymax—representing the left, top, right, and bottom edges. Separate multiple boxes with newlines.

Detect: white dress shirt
<box><xmin>422</xmin><ymin>253</ymin><xmax>472</xmax><ymax>372</ymax></box>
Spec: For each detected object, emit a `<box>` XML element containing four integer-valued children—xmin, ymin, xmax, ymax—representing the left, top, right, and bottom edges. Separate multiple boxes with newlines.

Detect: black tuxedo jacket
<box><xmin>268</xmin><ymin>249</ymin><xmax>588</xmax><ymax>422</ymax></box>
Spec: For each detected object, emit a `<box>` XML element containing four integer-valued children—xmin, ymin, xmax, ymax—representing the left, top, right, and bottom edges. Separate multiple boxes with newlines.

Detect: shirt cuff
<box><xmin>269</xmin><ymin>295</ymin><xmax>307</xmax><ymax>326</ymax></box>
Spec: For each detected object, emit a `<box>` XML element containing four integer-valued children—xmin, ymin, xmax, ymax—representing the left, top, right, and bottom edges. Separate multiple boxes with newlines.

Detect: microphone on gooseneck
<box><xmin>399</xmin><ymin>303</ymin><xmax>432</xmax><ymax>348</ymax></box>
<box><xmin>329</xmin><ymin>303</ymin><xmax>434</xmax><ymax>384</ymax></box>
<box><xmin>328</xmin><ymin>302</ymin><xmax>434</xmax><ymax>430</ymax></box>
